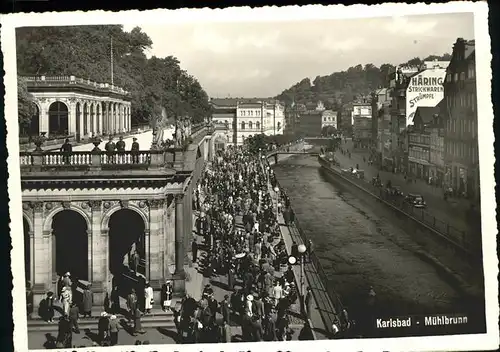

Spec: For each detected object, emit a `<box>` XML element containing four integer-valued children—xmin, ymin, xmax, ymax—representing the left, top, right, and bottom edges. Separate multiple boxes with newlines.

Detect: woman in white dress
<box><xmin>61</xmin><ymin>287</ymin><xmax>71</xmax><ymax>316</ymax></box>
<box><xmin>144</xmin><ymin>282</ymin><xmax>154</xmax><ymax>314</ymax></box>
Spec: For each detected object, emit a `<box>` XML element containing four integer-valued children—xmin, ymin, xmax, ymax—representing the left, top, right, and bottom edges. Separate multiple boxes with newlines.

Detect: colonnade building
<box><xmin>23</xmin><ymin>75</ymin><xmax>132</xmax><ymax>141</ymax></box>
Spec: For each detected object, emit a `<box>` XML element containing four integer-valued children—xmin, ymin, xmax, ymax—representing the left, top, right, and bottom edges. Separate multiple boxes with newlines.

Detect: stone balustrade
<box><xmin>19</xmin><ymin>150</ymin><xmax>178</xmax><ymax>170</ymax></box>
<box><xmin>24</xmin><ymin>75</ymin><xmax>129</xmax><ymax>95</ymax></box>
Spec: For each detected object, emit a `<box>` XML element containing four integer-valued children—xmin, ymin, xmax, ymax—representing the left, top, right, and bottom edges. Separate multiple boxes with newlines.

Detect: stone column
<box><xmin>88</xmin><ymin>201</ymin><xmax>106</xmax><ymax>303</ymax></box>
<box><xmin>148</xmin><ymin>199</ymin><xmax>164</xmax><ymax>303</ymax></box>
<box><xmin>28</xmin><ymin>202</ymin><xmax>50</xmax><ymax>311</ymax></box>
<box><xmin>68</xmin><ymin>100</ymin><xmax>77</xmax><ymax>136</ymax></box>
<box><xmin>39</xmin><ymin>100</ymin><xmax>50</xmax><ymax>135</ymax></box>
<box><xmin>173</xmin><ymin>194</ymin><xmax>185</xmax><ymax>295</ymax></box>
<box><xmin>86</xmin><ymin>102</ymin><xmax>92</xmax><ymax>138</ymax></box>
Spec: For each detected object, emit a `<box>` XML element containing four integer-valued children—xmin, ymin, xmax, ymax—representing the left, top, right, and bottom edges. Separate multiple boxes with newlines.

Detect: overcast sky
<box><xmin>124</xmin><ymin>12</ymin><xmax>474</xmax><ymax>98</ymax></box>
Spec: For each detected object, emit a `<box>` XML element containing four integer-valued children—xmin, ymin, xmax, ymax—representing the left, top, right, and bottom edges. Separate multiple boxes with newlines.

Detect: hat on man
<box><xmin>110</xmin><ymin>315</ymin><xmax>117</xmax><ymax>320</ymax></box>
<box><xmin>246</xmin><ymin>295</ymin><xmax>253</xmax><ymax>301</ymax></box>
<box><xmin>133</xmin><ymin>137</ymin><xmax>137</xmax><ymax>141</ymax></box>
<box><xmin>101</xmin><ymin>312</ymin><xmax>108</xmax><ymax>317</ymax></box>
<box><xmin>64</xmin><ymin>272</ymin><xmax>71</xmax><ymax>277</ymax></box>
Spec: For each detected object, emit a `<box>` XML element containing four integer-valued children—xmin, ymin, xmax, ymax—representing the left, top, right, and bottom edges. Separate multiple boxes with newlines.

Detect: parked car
<box><xmin>405</xmin><ymin>193</ymin><xmax>426</xmax><ymax>208</ymax></box>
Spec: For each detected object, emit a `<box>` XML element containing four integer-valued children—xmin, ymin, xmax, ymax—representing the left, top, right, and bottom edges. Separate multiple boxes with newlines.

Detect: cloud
<box><xmin>125</xmin><ymin>12</ymin><xmax>474</xmax><ymax>97</ymax></box>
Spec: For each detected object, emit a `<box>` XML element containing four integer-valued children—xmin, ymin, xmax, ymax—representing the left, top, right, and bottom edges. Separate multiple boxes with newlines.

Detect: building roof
<box><xmin>414</xmin><ymin>106</ymin><xmax>440</xmax><ymax>124</ymax></box>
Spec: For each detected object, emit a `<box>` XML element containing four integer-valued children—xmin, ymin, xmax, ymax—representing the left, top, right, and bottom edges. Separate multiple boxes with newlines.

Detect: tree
<box><xmin>16</xmin><ymin>25</ymin><xmax>211</xmax><ymax>128</ymax></box>
<box><xmin>17</xmin><ymin>77</ymin><xmax>35</xmax><ymax>129</ymax></box>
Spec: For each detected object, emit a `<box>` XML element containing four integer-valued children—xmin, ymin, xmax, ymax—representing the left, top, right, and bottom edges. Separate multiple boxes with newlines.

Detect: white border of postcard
<box><xmin>2</xmin><ymin>1</ymin><xmax>498</xmax><ymax>351</ymax></box>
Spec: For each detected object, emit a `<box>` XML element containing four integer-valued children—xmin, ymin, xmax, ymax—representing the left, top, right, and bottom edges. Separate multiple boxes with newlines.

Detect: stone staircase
<box><xmin>28</xmin><ymin>305</ymin><xmax>176</xmax><ymax>332</ymax></box>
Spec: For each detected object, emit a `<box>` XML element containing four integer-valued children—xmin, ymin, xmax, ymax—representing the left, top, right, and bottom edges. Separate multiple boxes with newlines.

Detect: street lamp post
<box><xmin>298</xmin><ymin>243</ymin><xmax>307</xmax><ymax>317</ymax></box>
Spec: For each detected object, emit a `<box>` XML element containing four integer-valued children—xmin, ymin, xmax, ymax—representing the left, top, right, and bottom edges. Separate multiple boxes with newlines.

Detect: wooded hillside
<box><xmin>276</xmin><ymin>54</ymin><xmax>451</xmax><ymax>109</ymax></box>
<box><xmin>16</xmin><ymin>25</ymin><xmax>211</xmax><ymax>126</ymax></box>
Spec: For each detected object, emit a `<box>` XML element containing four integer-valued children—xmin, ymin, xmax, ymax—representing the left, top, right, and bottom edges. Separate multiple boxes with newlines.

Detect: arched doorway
<box><xmin>75</xmin><ymin>102</ymin><xmax>81</xmax><ymax>141</ymax></box>
<box><xmin>23</xmin><ymin>217</ymin><xmax>31</xmax><ymax>284</ymax></box>
<box><xmin>48</xmin><ymin>102</ymin><xmax>69</xmax><ymax>137</ymax></box>
<box><xmin>28</xmin><ymin>104</ymin><xmax>40</xmax><ymax>136</ymax></box>
<box><xmin>108</xmin><ymin>209</ymin><xmax>146</xmax><ymax>298</ymax></box>
<box><xmin>52</xmin><ymin>210</ymin><xmax>89</xmax><ymax>281</ymax></box>
<box><xmin>96</xmin><ymin>105</ymin><xmax>101</xmax><ymax>134</ymax></box>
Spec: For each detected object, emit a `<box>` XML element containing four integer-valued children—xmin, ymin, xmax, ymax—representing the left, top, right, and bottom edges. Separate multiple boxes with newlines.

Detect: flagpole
<box><xmin>110</xmin><ymin>37</ymin><xmax>114</xmax><ymax>85</ymax></box>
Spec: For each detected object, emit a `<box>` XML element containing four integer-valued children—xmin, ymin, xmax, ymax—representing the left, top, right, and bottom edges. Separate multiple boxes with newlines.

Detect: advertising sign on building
<box><xmin>406</xmin><ymin>66</ymin><xmax>448</xmax><ymax>125</ymax></box>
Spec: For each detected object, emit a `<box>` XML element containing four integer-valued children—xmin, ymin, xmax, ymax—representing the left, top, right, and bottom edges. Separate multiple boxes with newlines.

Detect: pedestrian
<box><xmin>97</xmin><ymin>312</ymin><xmax>110</xmax><ymax>345</ymax></box>
<box><xmin>127</xmin><ymin>288</ymin><xmax>137</xmax><ymax>323</ymax></box>
<box><xmin>219</xmin><ymin>320</ymin><xmax>232</xmax><ymax>342</ymax></box>
<box><xmin>130</xmin><ymin>249</ymin><xmax>139</xmax><ymax>273</ymax></box>
<box><xmin>42</xmin><ymin>291</ymin><xmax>55</xmax><ymax>323</ymax></box>
<box><xmin>220</xmin><ymin>294</ymin><xmax>231</xmax><ymax>324</ymax></box>
<box><xmin>68</xmin><ymin>302</ymin><xmax>80</xmax><ymax>334</ymax></box>
<box><xmin>82</xmin><ymin>285</ymin><xmax>93</xmax><ymax>318</ymax></box>
<box><xmin>61</xmin><ymin>287</ymin><xmax>71</xmax><ymax>316</ymax></box>
<box><xmin>60</xmin><ymin>138</ymin><xmax>73</xmax><ymax>164</ymax></box>
<box><xmin>131</xmin><ymin>137</ymin><xmax>140</xmax><ymax>163</ymax></box>
<box><xmin>116</xmin><ymin>136</ymin><xmax>126</xmax><ymax>162</ymax></box>
<box><xmin>191</xmin><ymin>239</ymin><xmax>198</xmax><ymax>264</ymax></box>
<box><xmin>161</xmin><ymin>280</ymin><xmax>173</xmax><ymax>311</ymax></box>
<box><xmin>291</xmin><ymin>241</ymin><xmax>299</xmax><ymax>261</ymax></box>
<box><xmin>306</xmin><ymin>239</ymin><xmax>314</xmax><ymax>263</ymax></box>
<box><xmin>133</xmin><ymin>307</ymin><xmax>146</xmax><ymax>335</ymax></box>
<box><xmin>110</xmin><ymin>286</ymin><xmax>120</xmax><ymax>314</ymax></box>
<box><xmin>56</xmin><ymin>315</ymin><xmax>72</xmax><ymax>348</ymax></box>
<box><xmin>108</xmin><ymin>314</ymin><xmax>120</xmax><ymax>346</ymax></box>
<box><xmin>144</xmin><ymin>282</ymin><xmax>154</xmax><ymax>314</ymax></box>
<box><xmin>304</xmin><ymin>286</ymin><xmax>313</xmax><ymax>320</ymax></box>
<box><xmin>105</xmin><ymin>136</ymin><xmax>116</xmax><ymax>164</ymax></box>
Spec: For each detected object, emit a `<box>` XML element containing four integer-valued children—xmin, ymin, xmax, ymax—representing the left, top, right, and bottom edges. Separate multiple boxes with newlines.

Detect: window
<box><xmin>241</xmin><ymin>121</ymin><xmax>246</xmax><ymax>130</ymax></box>
<box><xmin>241</xmin><ymin>111</ymin><xmax>245</xmax><ymax>117</ymax></box>
<box><xmin>257</xmin><ymin>110</ymin><xmax>260</xmax><ymax>116</ymax></box>
<box><xmin>454</xmin><ymin>73</ymin><xmax>458</xmax><ymax>82</ymax></box>
<box><xmin>446</xmin><ymin>73</ymin><xmax>451</xmax><ymax>82</ymax></box>
<box><xmin>460</xmin><ymin>72</ymin><xmax>465</xmax><ymax>81</ymax></box>
<box><xmin>249</xmin><ymin>121</ymin><xmax>253</xmax><ymax>130</ymax></box>
<box><xmin>250</xmin><ymin>111</ymin><xmax>253</xmax><ymax>117</ymax></box>
<box><xmin>256</xmin><ymin>121</ymin><xmax>260</xmax><ymax>130</ymax></box>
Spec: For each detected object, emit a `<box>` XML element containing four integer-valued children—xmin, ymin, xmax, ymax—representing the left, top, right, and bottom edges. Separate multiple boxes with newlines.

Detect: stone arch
<box><xmin>48</xmin><ymin>101</ymin><xmax>69</xmax><ymax>136</ymax></box>
<box><xmin>43</xmin><ymin>204</ymin><xmax>92</xmax><ymax>233</ymax></box>
<box><xmin>101</xmin><ymin>204</ymin><xmax>149</xmax><ymax>232</ymax></box>
<box><xmin>22</xmin><ymin>211</ymin><xmax>34</xmax><ymax>233</ymax></box>
<box><xmin>241</xmin><ymin>121</ymin><xmax>246</xmax><ymax>130</ymax></box>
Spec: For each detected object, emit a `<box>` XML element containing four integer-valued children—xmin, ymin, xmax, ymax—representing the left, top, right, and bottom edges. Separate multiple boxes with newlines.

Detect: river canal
<box><xmin>272</xmin><ymin>154</ymin><xmax>485</xmax><ymax>336</ymax></box>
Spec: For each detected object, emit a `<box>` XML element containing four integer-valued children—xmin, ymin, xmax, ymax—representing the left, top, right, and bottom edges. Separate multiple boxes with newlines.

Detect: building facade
<box><xmin>442</xmin><ymin>38</ymin><xmax>479</xmax><ymax>201</ymax></box>
<box><xmin>210</xmin><ymin>98</ymin><xmax>284</xmax><ymax>145</ymax></box>
<box><xmin>21</xmin><ymin>123</ymin><xmax>224</xmax><ymax>314</ymax></box>
<box><xmin>352</xmin><ymin>101</ymin><xmax>372</xmax><ymax>149</ymax></box>
<box><xmin>24</xmin><ymin>76</ymin><xmax>132</xmax><ymax>142</ymax></box>
<box><xmin>321</xmin><ymin>110</ymin><xmax>338</xmax><ymax>130</ymax></box>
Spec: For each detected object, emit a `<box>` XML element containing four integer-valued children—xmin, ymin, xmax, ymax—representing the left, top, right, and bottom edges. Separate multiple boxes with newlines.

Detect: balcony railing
<box><xmin>19</xmin><ymin>150</ymin><xmax>178</xmax><ymax>171</ymax></box>
<box><xmin>24</xmin><ymin>75</ymin><xmax>129</xmax><ymax>95</ymax></box>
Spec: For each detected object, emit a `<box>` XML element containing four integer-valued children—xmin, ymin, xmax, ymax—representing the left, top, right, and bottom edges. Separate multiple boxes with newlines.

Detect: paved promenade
<box><xmin>335</xmin><ymin>142</ymin><xmax>476</xmax><ymax>234</ymax></box>
<box><xmin>22</xmin><ymin>127</ymin><xmax>174</xmax><ymax>152</ymax></box>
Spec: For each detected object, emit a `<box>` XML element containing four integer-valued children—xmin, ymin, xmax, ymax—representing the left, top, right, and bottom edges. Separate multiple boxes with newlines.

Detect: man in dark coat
<box><xmin>191</xmin><ymin>239</ymin><xmax>198</xmax><ymax>263</ymax></box>
<box><xmin>220</xmin><ymin>294</ymin><xmax>231</xmax><ymax>324</ymax></box>
<box><xmin>127</xmin><ymin>289</ymin><xmax>138</xmax><ymax>323</ymax></box>
<box><xmin>82</xmin><ymin>285</ymin><xmax>93</xmax><ymax>318</ymax></box>
<box><xmin>116</xmin><ymin>136</ymin><xmax>126</xmax><ymax>153</ymax></box>
<box><xmin>105</xmin><ymin>136</ymin><xmax>116</xmax><ymax>163</ymax></box>
<box><xmin>304</xmin><ymin>286</ymin><xmax>313</xmax><ymax>320</ymax></box>
<box><xmin>98</xmin><ymin>312</ymin><xmax>110</xmax><ymax>345</ymax></box>
<box><xmin>56</xmin><ymin>315</ymin><xmax>72</xmax><ymax>348</ymax></box>
<box><xmin>60</xmin><ymin>138</ymin><xmax>73</xmax><ymax>164</ymax></box>
<box><xmin>131</xmin><ymin>137</ymin><xmax>140</xmax><ymax>163</ymax></box>
<box><xmin>69</xmin><ymin>302</ymin><xmax>80</xmax><ymax>333</ymax></box>
<box><xmin>284</xmin><ymin>265</ymin><xmax>294</xmax><ymax>284</ymax></box>
<box><xmin>291</xmin><ymin>241</ymin><xmax>299</xmax><ymax>261</ymax></box>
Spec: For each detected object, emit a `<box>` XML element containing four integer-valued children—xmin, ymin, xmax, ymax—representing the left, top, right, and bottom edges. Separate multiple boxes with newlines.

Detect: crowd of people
<box><xmin>175</xmin><ymin>145</ymin><xmax>314</xmax><ymax>343</ymax></box>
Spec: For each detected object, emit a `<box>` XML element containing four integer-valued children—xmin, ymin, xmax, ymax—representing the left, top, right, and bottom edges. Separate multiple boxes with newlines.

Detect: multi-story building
<box><xmin>441</xmin><ymin>38</ymin><xmax>479</xmax><ymax>201</ymax></box>
<box><xmin>339</xmin><ymin>102</ymin><xmax>353</xmax><ymax>134</ymax></box>
<box><xmin>321</xmin><ymin>110</ymin><xmax>338</xmax><ymax>130</ymax></box>
<box><xmin>210</xmin><ymin>98</ymin><xmax>285</xmax><ymax>145</ymax></box>
<box><xmin>352</xmin><ymin>100</ymin><xmax>372</xmax><ymax>149</ymax></box>
<box><xmin>371</xmin><ymin>88</ymin><xmax>391</xmax><ymax>160</ymax></box>
<box><xmin>430</xmin><ymin>104</ymin><xmax>445</xmax><ymax>185</ymax></box>
<box><xmin>407</xmin><ymin>106</ymin><xmax>438</xmax><ymax>179</ymax></box>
